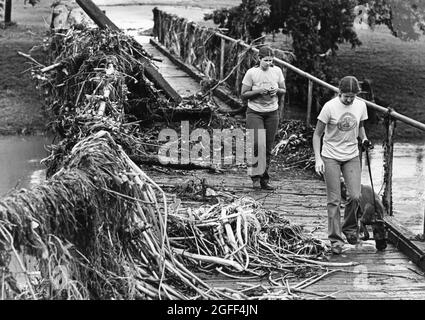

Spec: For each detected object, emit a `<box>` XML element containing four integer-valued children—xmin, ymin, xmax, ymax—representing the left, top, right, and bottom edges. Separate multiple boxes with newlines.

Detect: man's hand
<box><xmin>315</xmin><ymin>157</ymin><xmax>325</xmax><ymax>175</ymax></box>
<box><xmin>362</xmin><ymin>139</ymin><xmax>373</xmax><ymax>150</ymax></box>
<box><xmin>268</xmin><ymin>87</ymin><xmax>278</xmax><ymax>96</ymax></box>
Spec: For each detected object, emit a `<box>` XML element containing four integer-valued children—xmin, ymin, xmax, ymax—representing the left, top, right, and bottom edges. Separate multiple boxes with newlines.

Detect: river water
<box><xmin>100</xmin><ymin>4</ymin><xmax>213</xmax><ymax>30</ymax></box>
<box><xmin>361</xmin><ymin>143</ymin><xmax>425</xmax><ymax>235</ymax></box>
<box><xmin>0</xmin><ymin>135</ymin><xmax>51</xmax><ymax>197</ymax></box>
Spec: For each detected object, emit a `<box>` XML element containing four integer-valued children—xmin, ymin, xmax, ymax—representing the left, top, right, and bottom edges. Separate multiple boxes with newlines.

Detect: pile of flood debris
<box><xmin>0</xmin><ymin>26</ymin><xmax>335</xmax><ymax>300</ymax></box>
<box><xmin>272</xmin><ymin>120</ymin><xmax>315</xmax><ymax>171</ymax></box>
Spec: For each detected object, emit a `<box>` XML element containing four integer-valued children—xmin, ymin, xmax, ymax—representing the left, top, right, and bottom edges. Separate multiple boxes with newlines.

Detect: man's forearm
<box><xmin>313</xmin><ymin>134</ymin><xmax>322</xmax><ymax>159</ymax></box>
<box><xmin>241</xmin><ymin>89</ymin><xmax>260</xmax><ymax>100</ymax></box>
<box><xmin>277</xmin><ymin>88</ymin><xmax>286</xmax><ymax>97</ymax></box>
<box><xmin>278</xmin><ymin>95</ymin><xmax>285</xmax><ymax>120</ymax></box>
<box><xmin>359</xmin><ymin>126</ymin><xmax>368</xmax><ymax>142</ymax></box>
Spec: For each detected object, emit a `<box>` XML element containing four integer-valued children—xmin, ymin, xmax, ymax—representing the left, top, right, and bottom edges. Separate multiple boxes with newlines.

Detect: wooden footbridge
<box><xmin>77</xmin><ymin>1</ymin><xmax>425</xmax><ymax>299</ymax></box>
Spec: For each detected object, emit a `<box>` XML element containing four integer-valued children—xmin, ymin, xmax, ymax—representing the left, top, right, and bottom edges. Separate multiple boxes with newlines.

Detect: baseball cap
<box><xmin>339</xmin><ymin>76</ymin><xmax>361</xmax><ymax>94</ymax></box>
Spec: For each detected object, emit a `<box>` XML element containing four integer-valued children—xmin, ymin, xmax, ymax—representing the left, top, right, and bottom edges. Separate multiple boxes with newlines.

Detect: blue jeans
<box><xmin>322</xmin><ymin>156</ymin><xmax>361</xmax><ymax>246</ymax></box>
<box><xmin>246</xmin><ymin>108</ymin><xmax>279</xmax><ymax>183</ymax></box>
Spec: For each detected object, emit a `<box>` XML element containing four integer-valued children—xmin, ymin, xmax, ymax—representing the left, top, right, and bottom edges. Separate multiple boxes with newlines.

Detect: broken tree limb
<box><xmin>76</xmin><ymin>0</ymin><xmax>182</xmax><ymax>103</ymax></box>
<box><xmin>291</xmin><ymin>256</ymin><xmax>359</xmax><ymax>267</ymax></box>
<box><xmin>131</xmin><ymin>154</ymin><xmax>223</xmax><ymax>172</ymax></box>
<box><xmin>172</xmin><ymin>248</ymin><xmax>244</xmax><ymax>272</ymax></box>
<box><xmin>41</xmin><ymin>62</ymin><xmax>62</xmax><ymax>73</ymax></box>
<box><xmin>17</xmin><ymin>51</ymin><xmax>44</xmax><ymax>67</ymax></box>
<box><xmin>76</xmin><ymin>0</ymin><xmax>120</xmax><ymax>32</ymax></box>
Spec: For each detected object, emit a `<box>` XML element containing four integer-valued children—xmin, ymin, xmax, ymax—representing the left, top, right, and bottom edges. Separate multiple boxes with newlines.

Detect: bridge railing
<box><xmin>152</xmin><ymin>8</ymin><xmax>425</xmax><ymax>231</ymax></box>
<box><xmin>152</xmin><ymin>8</ymin><xmax>295</xmax><ymax>96</ymax></box>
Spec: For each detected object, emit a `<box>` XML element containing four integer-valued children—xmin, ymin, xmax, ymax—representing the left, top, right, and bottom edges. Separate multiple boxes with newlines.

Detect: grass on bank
<box><xmin>335</xmin><ymin>25</ymin><xmax>425</xmax><ymax>141</ymax></box>
<box><xmin>0</xmin><ymin>0</ymin><xmax>51</xmax><ymax>134</ymax></box>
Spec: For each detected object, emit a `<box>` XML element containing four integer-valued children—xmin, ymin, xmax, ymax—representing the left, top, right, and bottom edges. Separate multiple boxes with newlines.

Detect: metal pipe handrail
<box><xmin>213</xmin><ymin>31</ymin><xmax>425</xmax><ymax>132</ymax></box>
<box><xmin>155</xmin><ymin>8</ymin><xmax>425</xmax><ymax>234</ymax></box>
<box><xmin>156</xmin><ymin>9</ymin><xmax>425</xmax><ymax>133</ymax></box>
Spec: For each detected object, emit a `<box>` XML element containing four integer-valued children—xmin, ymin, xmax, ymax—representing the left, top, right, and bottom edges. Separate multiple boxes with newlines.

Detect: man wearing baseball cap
<box><xmin>312</xmin><ymin>76</ymin><xmax>371</xmax><ymax>254</ymax></box>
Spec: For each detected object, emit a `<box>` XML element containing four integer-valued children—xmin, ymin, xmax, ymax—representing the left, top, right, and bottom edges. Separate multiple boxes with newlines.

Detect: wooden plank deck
<box><xmin>127</xmin><ymin>32</ymin><xmax>236</xmax><ymax>113</ymax></box>
<box><xmin>128</xmin><ymin>33</ymin><xmax>202</xmax><ymax>98</ymax></box>
<box><xmin>145</xmin><ymin>167</ymin><xmax>425</xmax><ymax>300</ymax></box>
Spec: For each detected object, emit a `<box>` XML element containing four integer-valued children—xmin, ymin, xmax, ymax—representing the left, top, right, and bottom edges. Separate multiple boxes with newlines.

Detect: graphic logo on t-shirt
<box><xmin>337</xmin><ymin>112</ymin><xmax>357</xmax><ymax>131</ymax></box>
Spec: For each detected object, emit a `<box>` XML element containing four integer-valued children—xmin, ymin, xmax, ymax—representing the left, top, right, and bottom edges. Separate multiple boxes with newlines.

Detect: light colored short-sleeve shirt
<box><xmin>242</xmin><ymin>66</ymin><xmax>285</xmax><ymax>112</ymax></box>
<box><xmin>317</xmin><ymin>96</ymin><xmax>368</xmax><ymax>161</ymax></box>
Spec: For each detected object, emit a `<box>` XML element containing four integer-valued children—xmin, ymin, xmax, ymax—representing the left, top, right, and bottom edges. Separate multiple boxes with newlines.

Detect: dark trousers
<box><xmin>246</xmin><ymin>108</ymin><xmax>279</xmax><ymax>184</ymax></box>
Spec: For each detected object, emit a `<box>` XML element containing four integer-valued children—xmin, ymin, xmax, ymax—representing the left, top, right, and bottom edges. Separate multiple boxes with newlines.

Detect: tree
<box><xmin>205</xmin><ymin>0</ymin><xmax>425</xmax><ymax>108</ymax></box>
<box><xmin>358</xmin><ymin>0</ymin><xmax>425</xmax><ymax>41</ymax></box>
<box><xmin>204</xmin><ymin>0</ymin><xmax>271</xmax><ymax>42</ymax></box>
<box><xmin>205</xmin><ymin>0</ymin><xmax>361</xmax><ymax>106</ymax></box>
<box><xmin>285</xmin><ymin>0</ymin><xmax>360</xmax><ymax>75</ymax></box>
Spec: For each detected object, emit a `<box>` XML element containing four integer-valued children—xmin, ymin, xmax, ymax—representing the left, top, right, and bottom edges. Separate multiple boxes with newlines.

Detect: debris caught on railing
<box><xmin>153</xmin><ymin>8</ymin><xmax>295</xmax><ymax>98</ymax></box>
<box><xmin>272</xmin><ymin>120</ymin><xmax>315</xmax><ymax>171</ymax></box>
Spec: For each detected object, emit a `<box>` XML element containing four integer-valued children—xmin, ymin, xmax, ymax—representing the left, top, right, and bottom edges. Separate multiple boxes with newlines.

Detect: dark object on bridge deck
<box><xmin>75</xmin><ymin>0</ymin><xmax>182</xmax><ymax>103</ymax></box>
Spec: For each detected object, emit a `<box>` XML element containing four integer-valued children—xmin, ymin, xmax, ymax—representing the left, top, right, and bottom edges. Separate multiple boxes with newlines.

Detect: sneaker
<box><xmin>261</xmin><ymin>182</ymin><xmax>276</xmax><ymax>190</ymax></box>
<box><xmin>375</xmin><ymin>239</ymin><xmax>387</xmax><ymax>251</ymax></box>
<box><xmin>253</xmin><ymin>180</ymin><xmax>261</xmax><ymax>189</ymax></box>
<box><xmin>346</xmin><ymin>233</ymin><xmax>359</xmax><ymax>245</ymax></box>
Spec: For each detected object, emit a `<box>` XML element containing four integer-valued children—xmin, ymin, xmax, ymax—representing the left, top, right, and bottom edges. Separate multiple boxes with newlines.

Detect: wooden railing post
<box><xmin>383</xmin><ymin>116</ymin><xmax>396</xmax><ymax>216</ymax></box>
<box><xmin>423</xmin><ymin>207</ymin><xmax>425</xmax><ymax>236</ymax></box>
<box><xmin>5</xmin><ymin>0</ymin><xmax>12</xmax><ymax>24</ymax></box>
<box><xmin>220</xmin><ymin>37</ymin><xmax>225</xmax><ymax>80</ymax></box>
<box><xmin>306</xmin><ymin>79</ymin><xmax>313</xmax><ymax>125</ymax></box>
<box><xmin>235</xmin><ymin>42</ymin><xmax>241</xmax><ymax>96</ymax></box>
<box><xmin>158</xmin><ymin>11</ymin><xmax>162</xmax><ymax>43</ymax></box>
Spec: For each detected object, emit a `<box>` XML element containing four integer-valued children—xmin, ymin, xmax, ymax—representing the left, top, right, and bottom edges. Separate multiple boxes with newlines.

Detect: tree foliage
<box><xmin>204</xmin><ymin>0</ymin><xmax>425</xmax><ymax>108</ymax></box>
<box><xmin>205</xmin><ymin>0</ymin><xmax>361</xmax><ymax>106</ymax></box>
<box><xmin>204</xmin><ymin>0</ymin><xmax>271</xmax><ymax>42</ymax></box>
<box><xmin>285</xmin><ymin>0</ymin><xmax>360</xmax><ymax>77</ymax></box>
<box><xmin>358</xmin><ymin>0</ymin><xmax>425</xmax><ymax>40</ymax></box>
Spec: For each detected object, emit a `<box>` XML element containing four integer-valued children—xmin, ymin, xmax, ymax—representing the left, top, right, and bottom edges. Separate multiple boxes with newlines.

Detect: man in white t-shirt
<box><xmin>312</xmin><ymin>76</ymin><xmax>371</xmax><ymax>255</ymax></box>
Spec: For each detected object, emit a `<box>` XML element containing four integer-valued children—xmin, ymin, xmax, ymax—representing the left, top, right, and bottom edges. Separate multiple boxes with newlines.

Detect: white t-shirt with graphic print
<box><xmin>242</xmin><ymin>66</ymin><xmax>285</xmax><ymax>112</ymax></box>
<box><xmin>317</xmin><ymin>96</ymin><xmax>368</xmax><ymax>161</ymax></box>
